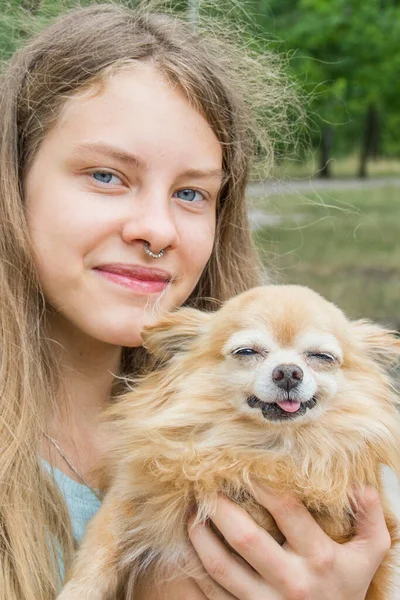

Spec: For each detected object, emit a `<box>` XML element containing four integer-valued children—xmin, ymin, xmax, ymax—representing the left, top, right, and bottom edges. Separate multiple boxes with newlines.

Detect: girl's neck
<box><xmin>43</xmin><ymin>313</ymin><xmax>126</xmax><ymax>486</ymax></box>
<box><xmin>49</xmin><ymin>315</ymin><xmax>122</xmax><ymax>418</ymax></box>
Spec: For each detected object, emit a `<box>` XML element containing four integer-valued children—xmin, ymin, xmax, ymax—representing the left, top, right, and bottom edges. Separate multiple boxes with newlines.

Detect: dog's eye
<box><xmin>307</xmin><ymin>352</ymin><xmax>336</xmax><ymax>362</ymax></box>
<box><xmin>232</xmin><ymin>347</ymin><xmax>259</xmax><ymax>357</ymax></box>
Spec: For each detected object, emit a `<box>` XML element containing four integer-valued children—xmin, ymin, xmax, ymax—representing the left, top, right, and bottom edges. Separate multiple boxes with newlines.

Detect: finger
<box><xmin>349</xmin><ymin>486</ymin><xmax>391</xmax><ymax>564</ymax></box>
<box><xmin>189</xmin><ymin>518</ymin><xmax>264</xmax><ymax>600</ymax></box>
<box><xmin>186</xmin><ymin>541</ymin><xmax>238</xmax><ymax>600</ymax></box>
<box><xmin>253</xmin><ymin>485</ymin><xmax>332</xmax><ymax>558</ymax></box>
<box><xmin>208</xmin><ymin>495</ymin><xmax>299</xmax><ymax>585</ymax></box>
<box><xmin>196</xmin><ymin>574</ymin><xmax>238</xmax><ymax>599</ymax></box>
<box><xmin>136</xmin><ymin>573</ymin><xmax>208</xmax><ymax>600</ymax></box>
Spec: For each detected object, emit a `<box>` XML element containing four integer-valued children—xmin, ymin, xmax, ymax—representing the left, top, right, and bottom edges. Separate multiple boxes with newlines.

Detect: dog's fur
<box><xmin>58</xmin><ymin>285</ymin><xmax>400</xmax><ymax>600</ymax></box>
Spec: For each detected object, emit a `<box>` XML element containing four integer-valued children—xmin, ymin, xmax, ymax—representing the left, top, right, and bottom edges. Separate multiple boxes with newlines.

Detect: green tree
<box><xmin>251</xmin><ymin>0</ymin><xmax>400</xmax><ymax>176</ymax></box>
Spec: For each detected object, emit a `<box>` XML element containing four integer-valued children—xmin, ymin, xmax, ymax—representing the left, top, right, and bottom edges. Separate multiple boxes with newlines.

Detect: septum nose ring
<box><xmin>143</xmin><ymin>241</ymin><xmax>165</xmax><ymax>259</ymax></box>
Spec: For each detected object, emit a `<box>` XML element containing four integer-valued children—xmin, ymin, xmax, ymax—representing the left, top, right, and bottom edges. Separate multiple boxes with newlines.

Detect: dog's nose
<box><xmin>272</xmin><ymin>364</ymin><xmax>303</xmax><ymax>391</ymax></box>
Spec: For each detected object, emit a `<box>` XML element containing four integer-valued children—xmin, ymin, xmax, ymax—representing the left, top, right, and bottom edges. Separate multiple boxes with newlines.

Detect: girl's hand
<box><xmin>188</xmin><ymin>486</ymin><xmax>391</xmax><ymax>600</ymax></box>
<box><xmin>134</xmin><ymin>574</ymin><xmax>210</xmax><ymax>600</ymax></box>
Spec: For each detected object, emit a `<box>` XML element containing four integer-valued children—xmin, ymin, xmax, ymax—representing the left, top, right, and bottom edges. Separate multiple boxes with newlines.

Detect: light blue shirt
<box><xmin>42</xmin><ymin>462</ymin><xmax>102</xmax><ymax>543</ymax></box>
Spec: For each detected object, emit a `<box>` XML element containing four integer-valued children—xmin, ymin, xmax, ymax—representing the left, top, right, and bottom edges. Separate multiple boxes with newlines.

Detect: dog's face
<box><xmin>143</xmin><ymin>285</ymin><xmax>400</xmax><ymax>429</ymax></box>
<box><xmin>211</xmin><ymin>286</ymin><xmax>353</xmax><ymax>425</ymax></box>
<box><xmin>220</xmin><ymin>318</ymin><xmax>342</xmax><ymax>424</ymax></box>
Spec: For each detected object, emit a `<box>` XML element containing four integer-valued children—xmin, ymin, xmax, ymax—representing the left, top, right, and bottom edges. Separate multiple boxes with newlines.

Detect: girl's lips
<box><xmin>94</xmin><ymin>264</ymin><xmax>171</xmax><ymax>294</ymax></box>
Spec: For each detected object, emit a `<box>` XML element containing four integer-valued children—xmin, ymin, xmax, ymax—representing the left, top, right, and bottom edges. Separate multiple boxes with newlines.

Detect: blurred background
<box><xmin>1</xmin><ymin>0</ymin><xmax>400</xmax><ymax>327</ymax></box>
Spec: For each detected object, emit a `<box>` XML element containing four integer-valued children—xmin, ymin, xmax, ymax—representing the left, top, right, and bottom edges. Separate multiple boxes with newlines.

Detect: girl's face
<box><xmin>25</xmin><ymin>64</ymin><xmax>222</xmax><ymax>347</ymax></box>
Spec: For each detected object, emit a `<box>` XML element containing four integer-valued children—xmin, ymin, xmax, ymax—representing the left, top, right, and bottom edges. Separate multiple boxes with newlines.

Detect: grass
<box><xmin>251</xmin><ymin>185</ymin><xmax>400</xmax><ymax>327</ymax></box>
<box><xmin>252</xmin><ymin>155</ymin><xmax>400</xmax><ymax>181</ymax></box>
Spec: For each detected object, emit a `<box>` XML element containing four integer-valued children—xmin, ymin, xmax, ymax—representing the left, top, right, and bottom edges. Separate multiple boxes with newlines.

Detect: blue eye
<box><xmin>91</xmin><ymin>171</ymin><xmax>121</xmax><ymax>185</ymax></box>
<box><xmin>232</xmin><ymin>347</ymin><xmax>258</xmax><ymax>357</ymax></box>
<box><xmin>174</xmin><ymin>189</ymin><xmax>205</xmax><ymax>203</ymax></box>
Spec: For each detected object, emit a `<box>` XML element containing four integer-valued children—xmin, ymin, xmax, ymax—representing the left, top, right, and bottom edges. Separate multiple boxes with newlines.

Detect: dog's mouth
<box><xmin>247</xmin><ymin>395</ymin><xmax>317</xmax><ymax>421</ymax></box>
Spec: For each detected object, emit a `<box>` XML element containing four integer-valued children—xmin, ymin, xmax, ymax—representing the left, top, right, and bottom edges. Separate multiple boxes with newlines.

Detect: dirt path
<box><xmin>246</xmin><ymin>177</ymin><xmax>400</xmax><ymax>230</ymax></box>
<box><xmin>247</xmin><ymin>176</ymin><xmax>400</xmax><ymax>198</ymax></box>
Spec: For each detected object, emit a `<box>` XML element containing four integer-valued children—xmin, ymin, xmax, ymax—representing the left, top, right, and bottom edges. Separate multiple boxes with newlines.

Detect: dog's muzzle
<box><xmin>247</xmin><ymin>395</ymin><xmax>317</xmax><ymax>421</ymax></box>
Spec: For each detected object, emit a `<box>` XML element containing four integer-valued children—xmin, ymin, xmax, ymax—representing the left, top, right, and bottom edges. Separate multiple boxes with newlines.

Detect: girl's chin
<box><xmin>91</xmin><ymin>320</ymin><xmax>157</xmax><ymax>348</ymax></box>
<box><xmin>74</xmin><ymin>298</ymin><xmax>190</xmax><ymax>347</ymax></box>
<box><xmin>94</xmin><ymin>331</ymin><xmax>145</xmax><ymax>348</ymax></box>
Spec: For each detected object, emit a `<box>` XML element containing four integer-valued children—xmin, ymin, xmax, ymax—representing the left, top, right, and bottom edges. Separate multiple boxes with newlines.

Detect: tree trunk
<box><xmin>358</xmin><ymin>104</ymin><xmax>379</xmax><ymax>178</ymax></box>
<box><xmin>319</xmin><ymin>126</ymin><xmax>334</xmax><ymax>178</ymax></box>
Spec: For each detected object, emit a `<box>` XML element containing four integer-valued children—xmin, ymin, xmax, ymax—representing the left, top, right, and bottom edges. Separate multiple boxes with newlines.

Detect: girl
<box><xmin>0</xmin><ymin>3</ymin><xmax>391</xmax><ymax>599</ymax></box>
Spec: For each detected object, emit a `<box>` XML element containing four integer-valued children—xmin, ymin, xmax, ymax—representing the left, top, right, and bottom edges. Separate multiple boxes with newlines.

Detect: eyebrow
<box><xmin>74</xmin><ymin>141</ymin><xmax>224</xmax><ymax>181</ymax></box>
<box><xmin>75</xmin><ymin>142</ymin><xmax>147</xmax><ymax>170</ymax></box>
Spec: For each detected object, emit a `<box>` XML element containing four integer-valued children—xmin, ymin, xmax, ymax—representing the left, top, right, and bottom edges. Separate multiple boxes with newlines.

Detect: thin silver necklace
<box><xmin>44</xmin><ymin>433</ymin><xmax>102</xmax><ymax>501</ymax></box>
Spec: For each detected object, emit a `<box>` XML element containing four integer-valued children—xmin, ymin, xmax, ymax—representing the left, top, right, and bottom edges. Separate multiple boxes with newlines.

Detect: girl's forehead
<box><xmin>53</xmin><ymin>63</ymin><xmax>222</xmax><ymax>169</ymax></box>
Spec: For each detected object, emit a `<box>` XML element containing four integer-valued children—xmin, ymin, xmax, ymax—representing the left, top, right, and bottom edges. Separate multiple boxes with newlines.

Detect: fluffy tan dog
<box><xmin>58</xmin><ymin>285</ymin><xmax>400</xmax><ymax>600</ymax></box>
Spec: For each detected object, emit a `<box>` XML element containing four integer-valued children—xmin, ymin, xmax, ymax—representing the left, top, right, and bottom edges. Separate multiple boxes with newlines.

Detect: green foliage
<box><xmin>250</xmin><ymin>0</ymin><xmax>400</xmax><ymax>160</ymax></box>
<box><xmin>0</xmin><ymin>0</ymin><xmax>143</xmax><ymax>60</ymax></box>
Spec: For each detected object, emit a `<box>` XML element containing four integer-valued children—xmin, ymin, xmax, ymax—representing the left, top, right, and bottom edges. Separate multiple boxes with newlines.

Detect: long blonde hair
<box><xmin>0</xmin><ymin>2</ymin><xmax>299</xmax><ymax>597</ymax></box>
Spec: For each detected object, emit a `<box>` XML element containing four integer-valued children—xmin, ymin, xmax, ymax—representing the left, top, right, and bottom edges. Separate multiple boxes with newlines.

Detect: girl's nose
<box><xmin>120</xmin><ymin>192</ymin><xmax>180</xmax><ymax>255</ymax></box>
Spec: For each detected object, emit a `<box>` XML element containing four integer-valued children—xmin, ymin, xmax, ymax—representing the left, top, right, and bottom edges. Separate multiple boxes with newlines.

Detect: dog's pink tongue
<box><xmin>276</xmin><ymin>400</ymin><xmax>301</xmax><ymax>413</ymax></box>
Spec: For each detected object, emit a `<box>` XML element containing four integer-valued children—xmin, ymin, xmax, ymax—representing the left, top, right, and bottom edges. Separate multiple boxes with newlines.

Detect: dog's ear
<box><xmin>352</xmin><ymin>319</ymin><xmax>400</xmax><ymax>364</ymax></box>
<box><xmin>141</xmin><ymin>307</ymin><xmax>212</xmax><ymax>360</ymax></box>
